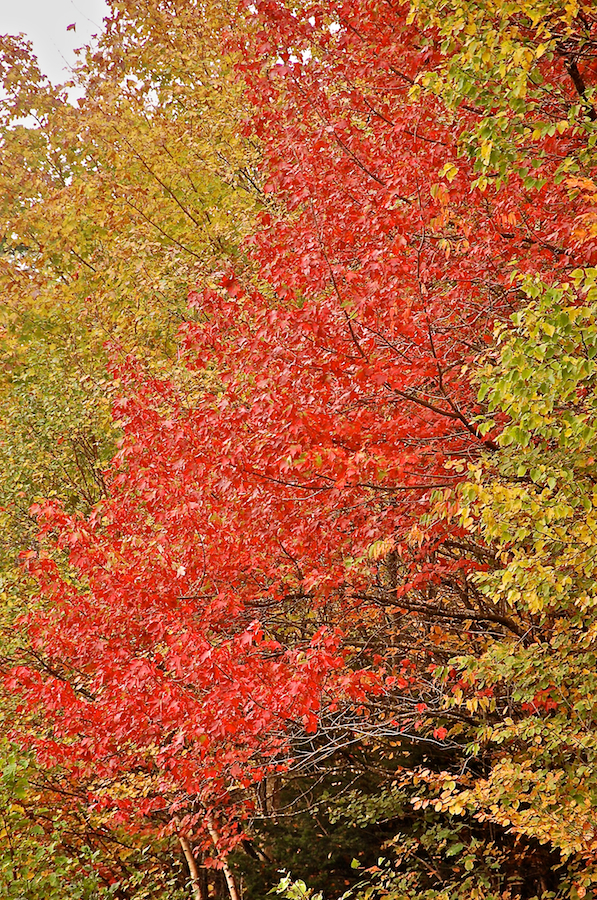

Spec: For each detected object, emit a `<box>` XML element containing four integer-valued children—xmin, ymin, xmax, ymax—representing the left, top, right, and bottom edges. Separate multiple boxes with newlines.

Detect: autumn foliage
<box><xmin>3</xmin><ymin>1</ymin><xmax>597</xmax><ymax>898</ymax></box>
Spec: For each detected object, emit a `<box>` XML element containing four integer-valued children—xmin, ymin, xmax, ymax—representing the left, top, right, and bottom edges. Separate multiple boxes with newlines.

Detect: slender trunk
<box><xmin>206</xmin><ymin>815</ymin><xmax>241</xmax><ymax>900</ymax></box>
<box><xmin>179</xmin><ymin>835</ymin><xmax>206</xmax><ymax>900</ymax></box>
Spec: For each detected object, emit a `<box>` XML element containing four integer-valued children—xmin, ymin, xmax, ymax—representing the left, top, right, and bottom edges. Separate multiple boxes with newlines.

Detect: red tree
<box><xmin>11</xmin><ymin>0</ymin><xmax>597</xmax><ymax>847</ymax></box>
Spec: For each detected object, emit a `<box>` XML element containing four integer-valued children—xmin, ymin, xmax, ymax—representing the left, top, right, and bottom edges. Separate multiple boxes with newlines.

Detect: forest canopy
<box><xmin>1</xmin><ymin>1</ymin><xmax>597</xmax><ymax>898</ymax></box>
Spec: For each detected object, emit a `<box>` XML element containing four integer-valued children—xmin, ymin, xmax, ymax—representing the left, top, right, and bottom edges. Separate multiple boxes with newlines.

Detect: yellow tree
<box><xmin>433</xmin><ymin>275</ymin><xmax>597</xmax><ymax>898</ymax></box>
<box><xmin>0</xmin><ymin>0</ymin><xmax>263</xmax><ymax>573</ymax></box>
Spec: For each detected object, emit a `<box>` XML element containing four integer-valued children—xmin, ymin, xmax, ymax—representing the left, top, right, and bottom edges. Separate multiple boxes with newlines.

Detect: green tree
<box><xmin>439</xmin><ymin>274</ymin><xmax>597</xmax><ymax>898</ymax></box>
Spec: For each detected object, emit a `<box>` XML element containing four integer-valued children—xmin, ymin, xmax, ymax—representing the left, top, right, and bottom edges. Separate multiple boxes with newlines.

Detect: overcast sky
<box><xmin>0</xmin><ymin>0</ymin><xmax>109</xmax><ymax>84</ymax></box>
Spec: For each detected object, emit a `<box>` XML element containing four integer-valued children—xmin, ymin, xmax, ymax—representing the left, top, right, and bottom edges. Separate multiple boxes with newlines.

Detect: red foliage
<box><xmin>10</xmin><ymin>0</ymin><xmax>597</xmax><ymax>837</ymax></box>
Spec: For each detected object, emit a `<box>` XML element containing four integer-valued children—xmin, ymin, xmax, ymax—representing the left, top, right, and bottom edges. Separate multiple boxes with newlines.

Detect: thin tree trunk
<box><xmin>206</xmin><ymin>815</ymin><xmax>241</xmax><ymax>900</ymax></box>
<box><xmin>179</xmin><ymin>835</ymin><xmax>206</xmax><ymax>900</ymax></box>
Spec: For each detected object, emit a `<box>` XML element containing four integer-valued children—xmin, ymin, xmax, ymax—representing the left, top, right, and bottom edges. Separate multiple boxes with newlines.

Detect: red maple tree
<box><xmin>10</xmin><ymin>0</ymin><xmax>597</xmax><ymax>846</ymax></box>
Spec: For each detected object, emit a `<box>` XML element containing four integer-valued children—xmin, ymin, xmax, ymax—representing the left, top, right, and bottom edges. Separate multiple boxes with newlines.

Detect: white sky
<box><xmin>0</xmin><ymin>0</ymin><xmax>109</xmax><ymax>84</ymax></box>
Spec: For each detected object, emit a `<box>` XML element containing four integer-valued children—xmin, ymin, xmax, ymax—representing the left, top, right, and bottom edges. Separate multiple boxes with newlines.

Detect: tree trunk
<box><xmin>206</xmin><ymin>815</ymin><xmax>241</xmax><ymax>900</ymax></box>
<box><xmin>179</xmin><ymin>835</ymin><xmax>206</xmax><ymax>900</ymax></box>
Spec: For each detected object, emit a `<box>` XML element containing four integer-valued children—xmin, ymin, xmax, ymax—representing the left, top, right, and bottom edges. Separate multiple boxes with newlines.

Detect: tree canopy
<box><xmin>2</xmin><ymin>1</ymin><xmax>597</xmax><ymax>898</ymax></box>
